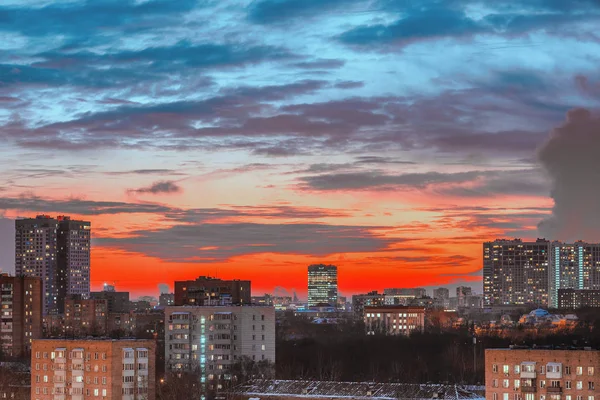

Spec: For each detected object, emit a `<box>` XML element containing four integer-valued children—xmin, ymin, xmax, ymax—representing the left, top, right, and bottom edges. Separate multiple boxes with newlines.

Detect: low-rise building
<box><xmin>485</xmin><ymin>347</ymin><xmax>600</xmax><ymax>400</ymax></box>
<box><xmin>558</xmin><ymin>289</ymin><xmax>600</xmax><ymax>309</ymax></box>
<box><xmin>364</xmin><ymin>306</ymin><xmax>425</xmax><ymax>336</ymax></box>
<box><xmin>31</xmin><ymin>338</ymin><xmax>155</xmax><ymax>400</ymax></box>
<box><xmin>64</xmin><ymin>297</ymin><xmax>108</xmax><ymax>336</ymax></box>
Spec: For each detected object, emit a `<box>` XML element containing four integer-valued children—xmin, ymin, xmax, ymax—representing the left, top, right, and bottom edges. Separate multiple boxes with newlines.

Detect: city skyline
<box><xmin>2</xmin><ymin>0</ymin><xmax>600</xmax><ymax>297</ymax></box>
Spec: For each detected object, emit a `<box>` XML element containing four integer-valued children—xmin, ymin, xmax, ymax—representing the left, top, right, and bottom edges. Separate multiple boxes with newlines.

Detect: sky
<box><xmin>1</xmin><ymin>0</ymin><xmax>600</xmax><ymax>299</ymax></box>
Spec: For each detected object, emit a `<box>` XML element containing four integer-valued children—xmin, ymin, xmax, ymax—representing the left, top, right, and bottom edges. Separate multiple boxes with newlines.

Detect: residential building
<box><xmin>352</xmin><ymin>291</ymin><xmax>385</xmax><ymax>320</ymax></box>
<box><xmin>31</xmin><ymin>338</ymin><xmax>155</xmax><ymax>400</ymax></box>
<box><xmin>558</xmin><ymin>289</ymin><xmax>600</xmax><ymax>309</ymax></box>
<box><xmin>385</xmin><ymin>288</ymin><xmax>427</xmax><ymax>297</ymax></box>
<box><xmin>64</xmin><ymin>296</ymin><xmax>108</xmax><ymax>336</ymax></box>
<box><xmin>91</xmin><ymin>290</ymin><xmax>130</xmax><ymax>313</ymax></box>
<box><xmin>483</xmin><ymin>239</ymin><xmax>551</xmax><ymax>306</ymax></box>
<box><xmin>15</xmin><ymin>215</ymin><xmax>91</xmax><ymax>315</ymax></box>
<box><xmin>307</xmin><ymin>265</ymin><xmax>338</xmax><ymax>307</ymax></box>
<box><xmin>484</xmin><ymin>239</ymin><xmax>600</xmax><ymax>308</ymax></box>
<box><xmin>485</xmin><ymin>347</ymin><xmax>600</xmax><ymax>400</ymax></box>
<box><xmin>164</xmin><ymin>306</ymin><xmax>275</xmax><ymax>393</ymax></box>
<box><xmin>364</xmin><ymin>306</ymin><xmax>425</xmax><ymax>336</ymax></box>
<box><xmin>174</xmin><ymin>276</ymin><xmax>251</xmax><ymax>306</ymax></box>
<box><xmin>457</xmin><ymin>286</ymin><xmax>473</xmax><ymax>307</ymax></box>
<box><xmin>230</xmin><ymin>380</ymin><xmax>485</xmax><ymax>400</ymax></box>
<box><xmin>158</xmin><ymin>293</ymin><xmax>174</xmax><ymax>307</ymax></box>
<box><xmin>0</xmin><ymin>362</ymin><xmax>30</xmax><ymax>400</ymax></box>
<box><xmin>0</xmin><ymin>274</ymin><xmax>43</xmax><ymax>357</ymax></box>
<box><xmin>434</xmin><ymin>288</ymin><xmax>450</xmax><ymax>301</ymax></box>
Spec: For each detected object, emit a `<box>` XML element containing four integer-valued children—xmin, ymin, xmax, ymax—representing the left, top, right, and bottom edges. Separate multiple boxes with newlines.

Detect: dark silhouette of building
<box><xmin>90</xmin><ymin>290</ymin><xmax>130</xmax><ymax>313</ymax></box>
<box><xmin>174</xmin><ymin>276</ymin><xmax>251</xmax><ymax>306</ymax></box>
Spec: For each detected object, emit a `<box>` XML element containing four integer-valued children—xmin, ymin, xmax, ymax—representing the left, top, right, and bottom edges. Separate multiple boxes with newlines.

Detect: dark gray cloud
<box><xmin>129</xmin><ymin>180</ymin><xmax>183</xmax><ymax>195</ymax></box>
<box><xmin>538</xmin><ymin>108</ymin><xmax>600</xmax><ymax>241</ymax></box>
<box><xmin>247</xmin><ymin>0</ymin><xmax>354</xmax><ymax>24</ymax></box>
<box><xmin>0</xmin><ymin>196</ymin><xmax>174</xmax><ymax>215</ymax></box>
<box><xmin>97</xmin><ymin>222</ymin><xmax>395</xmax><ymax>262</ymax></box>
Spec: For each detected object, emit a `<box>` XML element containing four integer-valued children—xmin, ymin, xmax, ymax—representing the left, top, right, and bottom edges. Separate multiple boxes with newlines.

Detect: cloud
<box><xmin>0</xmin><ymin>196</ymin><xmax>174</xmax><ymax>215</ymax></box>
<box><xmin>538</xmin><ymin>108</ymin><xmax>600</xmax><ymax>241</ymax></box>
<box><xmin>97</xmin><ymin>222</ymin><xmax>397</xmax><ymax>262</ymax></box>
<box><xmin>247</xmin><ymin>0</ymin><xmax>353</xmax><ymax>24</ymax></box>
<box><xmin>129</xmin><ymin>180</ymin><xmax>182</xmax><ymax>195</ymax></box>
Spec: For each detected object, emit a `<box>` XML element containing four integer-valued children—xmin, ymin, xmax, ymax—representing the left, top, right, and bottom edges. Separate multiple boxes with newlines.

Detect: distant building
<box><xmin>15</xmin><ymin>215</ymin><xmax>91</xmax><ymax>315</ymax></box>
<box><xmin>164</xmin><ymin>306</ymin><xmax>275</xmax><ymax>393</ymax></box>
<box><xmin>64</xmin><ymin>296</ymin><xmax>108</xmax><ymax>336</ymax></box>
<box><xmin>352</xmin><ymin>291</ymin><xmax>385</xmax><ymax>320</ymax></box>
<box><xmin>174</xmin><ymin>276</ymin><xmax>251</xmax><ymax>306</ymax></box>
<box><xmin>0</xmin><ymin>362</ymin><xmax>30</xmax><ymax>400</ymax></box>
<box><xmin>231</xmin><ymin>380</ymin><xmax>485</xmax><ymax>400</ymax></box>
<box><xmin>385</xmin><ymin>288</ymin><xmax>427</xmax><ymax>297</ymax></box>
<box><xmin>364</xmin><ymin>306</ymin><xmax>425</xmax><ymax>336</ymax></box>
<box><xmin>307</xmin><ymin>265</ymin><xmax>338</xmax><ymax>307</ymax></box>
<box><xmin>456</xmin><ymin>286</ymin><xmax>472</xmax><ymax>307</ymax></box>
<box><xmin>558</xmin><ymin>288</ymin><xmax>600</xmax><ymax>309</ymax></box>
<box><xmin>31</xmin><ymin>338</ymin><xmax>155</xmax><ymax>400</ymax></box>
<box><xmin>252</xmin><ymin>294</ymin><xmax>293</xmax><ymax>311</ymax></box>
<box><xmin>484</xmin><ymin>239</ymin><xmax>600</xmax><ymax>308</ymax></box>
<box><xmin>485</xmin><ymin>347</ymin><xmax>600</xmax><ymax>400</ymax></box>
<box><xmin>90</xmin><ymin>290</ymin><xmax>130</xmax><ymax>313</ymax></box>
<box><xmin>434</xmin><ymin>288</ymin><xmax>450</xmax><ymax>301</ymax></box>
<box><xmin>158</xmin><ymin>292</ymin><xmax>174</xmax><ymax>307</ymax></box>
<box><xmin>0</xmin><ymin>274</ymin><xmax>43</xmax><ymax>357</ymax></box>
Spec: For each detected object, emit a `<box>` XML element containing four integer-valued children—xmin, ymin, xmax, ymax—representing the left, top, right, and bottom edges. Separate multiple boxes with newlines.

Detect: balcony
<box><xmin>547</xmin><ymin>387</ymin><xmax>562</xmax><ymax>393</ymax></box>
<box><xmin>521</xmin><ymin>371</ymin><xmax>536</xmax><ymax>379</ymax></box>
<box><xmin>521</xmin><ymin>387</ymin><xmax>536</xmax><ymax>393</ymax></box>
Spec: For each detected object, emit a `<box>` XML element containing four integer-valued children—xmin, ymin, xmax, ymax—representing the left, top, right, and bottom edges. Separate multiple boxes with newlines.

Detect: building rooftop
<box><xmin>487</xmin><ymin>345</ymin><xmax>597</xmax><ymax>351</ymax></box>
<box><xmin>233</xmin><ymin>380</ymin><xmax>485</xmax><ymax>400</ymax></box>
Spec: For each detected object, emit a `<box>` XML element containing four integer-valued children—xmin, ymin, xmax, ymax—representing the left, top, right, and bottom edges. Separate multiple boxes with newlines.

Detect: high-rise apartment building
<box><xmin>174</xmin><ymin>276</ymin><xmax>251</xmax><ymax>306</ymax></box>
<box><xmin>558</xmin><ymin>288</ymin><xmax>600</xmax><ymax>309</ymax></box>
<box><xmin>164</xmin><ymin>306</ymin><xmax>275</xmax><ymax>393</ymax></box>
<box><xmin>485</xmin><ymin>348</ymin><xmax>600</xmax><ymax>400</ymax></box>
<box><xmin>484</xmin><ymin>239</ymin><xmax>600</xmax><ymax>307</ymax></box>
<box><xmin>483</xmin><ymin>239</ymin><xmax>551</xmax><ymax>306</ymax></box>
<box><xmin>307</xmin><ymin>264</ymin><xmax>338</xmax><ymax>307</ymax></box>
<box><xmin>364</xmin><ymin>306</ymin><xmax>425</xmax><ymax>336</ymax></box>
<box><xmin>15</xmin><ymin>215</ymin><xmax>91</xmax><ymax>314</ymax></box>
<box><xmin>433</xmin><ymin>288</ymin><xmax>450</xmax><ymax>301</ymax></box>
<box><xmin>31</xmin><ymin>338</ymin><xmax>155</xmax><ymax>400</ymax></box>
<box><xmin>0</xmin><ymin>274</ymin><xmax>43</xmax><ymax>357</ymax></box>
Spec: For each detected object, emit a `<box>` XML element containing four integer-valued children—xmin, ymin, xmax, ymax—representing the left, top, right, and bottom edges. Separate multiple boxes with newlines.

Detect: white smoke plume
<box><xmin>538</xmin><ymin>108</ymin><xmax>600</xmax><ymax>241</ymax></box>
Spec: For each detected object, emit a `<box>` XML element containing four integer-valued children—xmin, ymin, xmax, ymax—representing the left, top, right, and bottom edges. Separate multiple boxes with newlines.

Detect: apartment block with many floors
<box><xmin>31</xmin><ymin>339</ymin><xmax>155</xmax><ymax>400</ymax></box>
<box><xmin>486</xmin><ymin>348</ymin><xmax>600</xmax><ymax>400</ymax></box>
<box><xmin>164</xmin><ymin>306</ymin><xmax>275</xmax><ymax>393</ymax></box>
<box><xmin>0</xmin><ymin>274</ymin><xmax>43</xmax><ymax>357</ymax></box>
<box><xmin>364</xmin><ymin>306</ymin><xmax>425</xmax><ymax>336</ymax></box>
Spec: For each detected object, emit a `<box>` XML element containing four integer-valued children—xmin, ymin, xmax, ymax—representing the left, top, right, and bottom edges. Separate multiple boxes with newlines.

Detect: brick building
<box><xmin>174</xmin><ymin>276</ymin><xmax>251</xmax><ymax>306</ymax></box>
<box><xmin>31</xmin><ymin>338</ymin><xmax>155</xmax><ymax>400</ymax></box>
<box><xmin>486</xmin><ymin>348</ymin><xmax>600</xmax><ymax>400</ymax></box>
<box><xmin>364</xmin><ymin>306</ymin><xmax>425</xmax><ymax>336</ymax></box>
<box><xmin>0</xmin><ymin>274</ymin><xmax>43</xmax><ymax>357</ymax></box>
<box><xmin>64</xmin><ymin>297</ymin><xmax>108</xmax><ymax>336</ymax></box>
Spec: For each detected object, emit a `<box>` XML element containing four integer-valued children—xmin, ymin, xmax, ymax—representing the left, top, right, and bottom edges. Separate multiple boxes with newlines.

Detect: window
<box><xmin>43</xmin><ymin>375</ymin><xmax>48</xmax><ymax>383</ymax></box>
<box><xmin>493</xmin><ymin>364</ymin><xmax>499</xmax><ymax>373</ymax></box>
<box><xmin>589</xmin><ymin>397</ymin><xmax>594</xmax><ymax>400</ymax></box>
<box><xmin>261</xmin><ymin>344</ymin><xmax>266</xmax><ymax>351</ymax></box>
<box><xmin>551</xmin><ymin>381</ymin><xmax>560</xmax><ymax>388</ymax></box>
<box><xmin>102</xmin><ymin>377</ymin><xmax>106</xmax><ymax>385</ymax></box>
<box><xmin>566</xmin><ymin>367</ymin><xmax>572</xmax><ymax>375</ymax></box>
<box><xmin>514</xmin><ymin>365</ymin><xmax>521</xmax><ymax>374</ymax></box>
<box><xmin>588</xmin><ymin>382</ymin><xmax>594</xmax><ymax>390</ymax></box>
<box><xmin>493</xmin><ymin>379</ymin><xmax>498</xmax><ymax>388</ymax></box>
<box><xmin>577</xmin><ymin>381</ymin><xmax>583</xmax><ymax>390</ymax></box>
<box><xmin>493</xmin><ymin>394</ymin><xmax>498</xmax><ymax>400</ymax></box>
<box><xmin>261</xmin><ymin>315</ymin><xmax>265</xmax><ymax>321</ymax></box>
<box><xmin>566</xmin><ymin>396</ymin><xmax>572</xmax><ymax>400</ymax></box>
<box><xmin>503</xmin><ymin>380</ymin><xmax>510</xmax><ymax>388</ymax></box>
<box><xmin>541</xmin><ymin>366</ymin><xmax>546</xmax><ymax>374</ymax></box>
<box><xmin>504</xmin><ymin>365</ymin><xmax>510</xmax><ymax>374</ymax></box>
<box><xmin>94</xmin><ymin>389</ymin><xmax>99</xmax><ymax>397</ymax></box>
<box><xmin>540</xmin><ymin>381</ymin><xmax>546</xmax><ymax>388</ymax></box>
<box><xmin>577</xmin><ymin>367</ymin><xmax>583</xmax><ymax>376</ymax></box>
<box><xmin>523</xmin><ymin>364</ymin><xmax>535</xmax><ymax>372</ymax></box>
<box><xmin>514</xmin><ymin>380</ymin><xmax>520</xmax><ymax>389</ymax></box>
<box><xmin>567</xmin><ymin>381</ymin><xmax>572</xmax><ymax>389</ymax></box>
<box><xmin>588</xmin><ymin>367</ymin><xmax>594</xmax><ymax>376</ymax></box>
<box><xmin>35</xmin><ymin>352</ymin><xmax>40</xmax><ymax>359</ymax></box>
<box><xmin>504</xmin><ymin>393</ymin><xmax>509</xmax><ymax>400</ymax></box>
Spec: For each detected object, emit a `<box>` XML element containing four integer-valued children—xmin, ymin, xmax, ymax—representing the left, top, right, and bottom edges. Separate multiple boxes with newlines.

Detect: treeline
<box><xmin>275</xmin><ymin>314</ymin><xmax>600</xmax><ymax>384</ymax></box>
